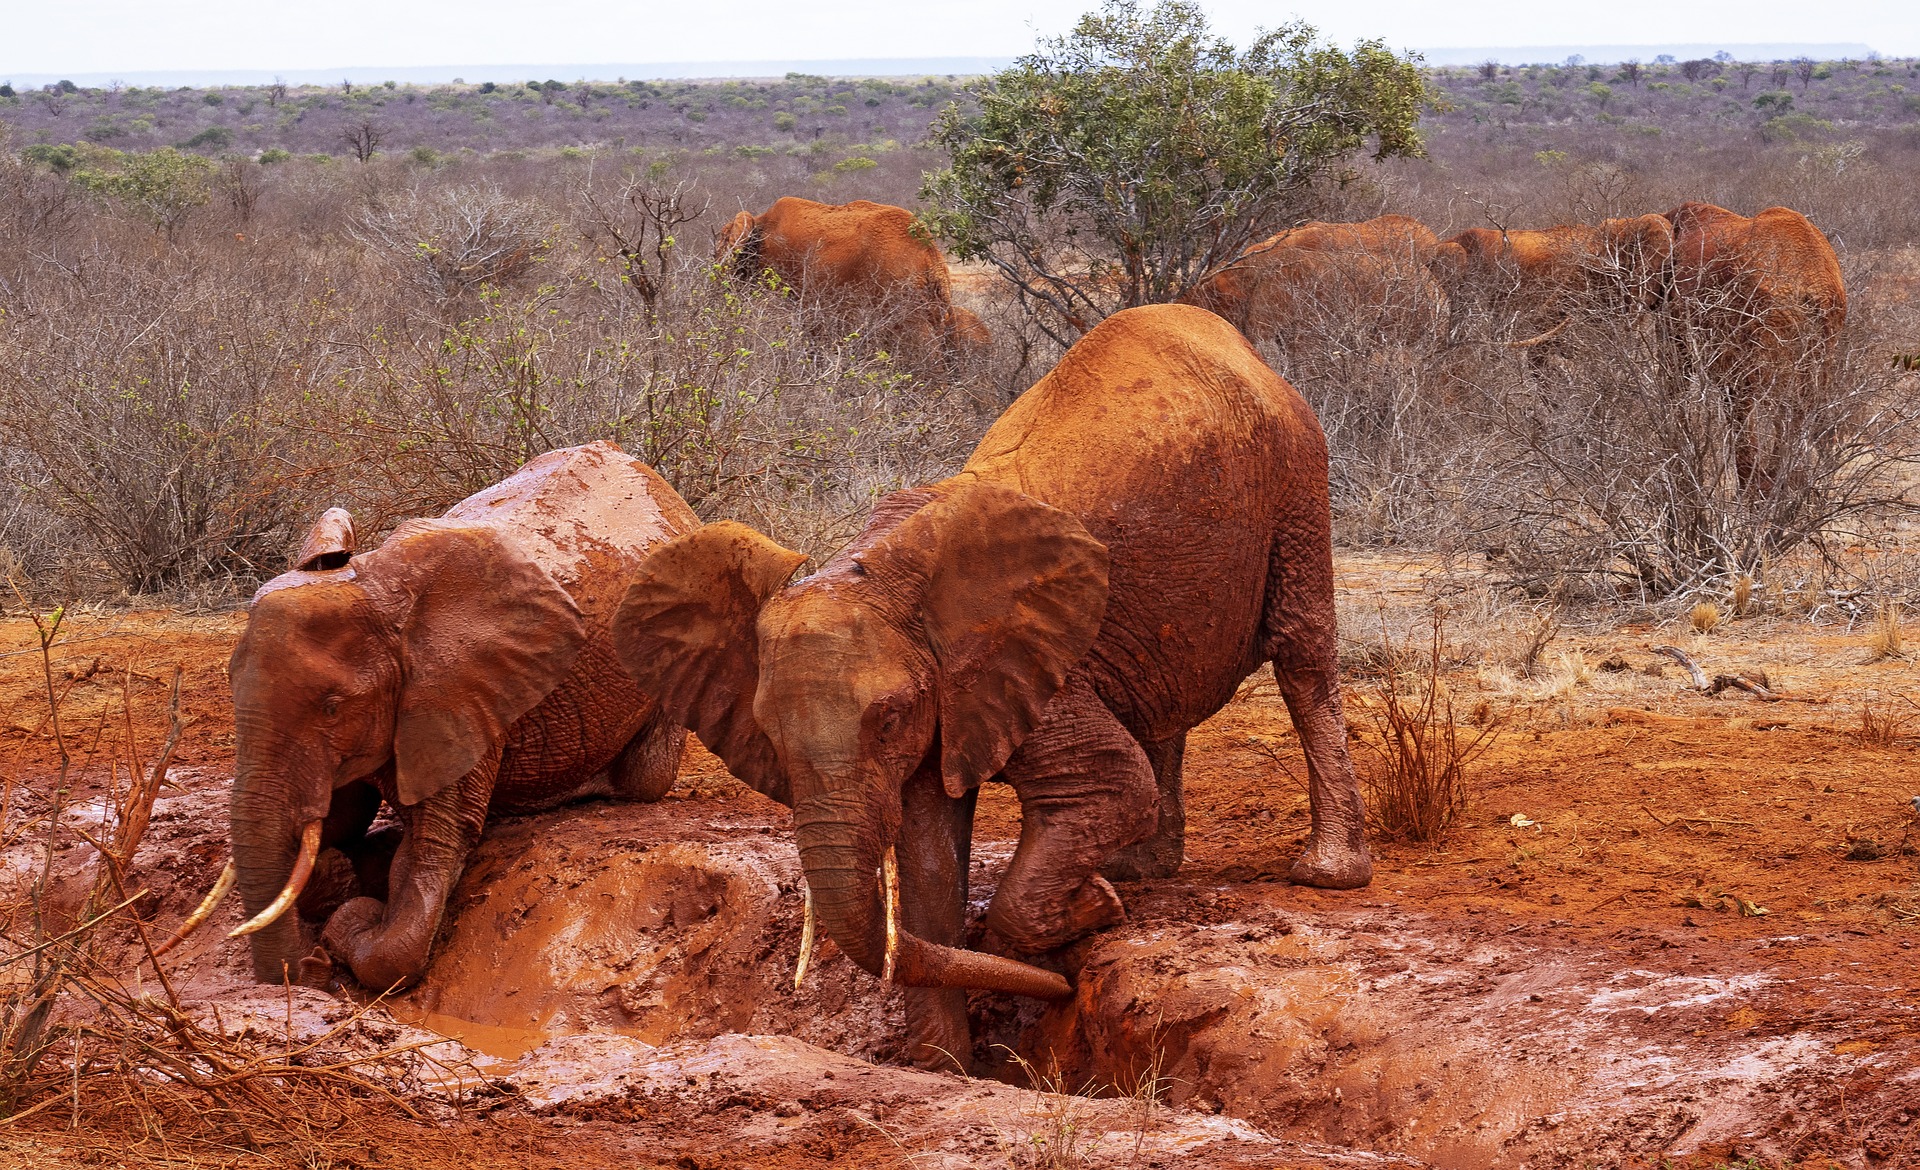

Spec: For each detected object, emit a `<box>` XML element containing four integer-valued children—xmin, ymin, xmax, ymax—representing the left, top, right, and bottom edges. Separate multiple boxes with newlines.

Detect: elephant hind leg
<box><xmin>987</xmin><ymin>678</ymin><xmax>1156</xmax><ymax>954</ymax></box>
<box><xmin>1262</xmin><ymin>515</ymin><xmax>1373</xmax><ymax>890</ymax></box>
<box><xmin>607</xmin><ymin>712</ymin><xmax>687</xmax><ymax>803</ymax></box>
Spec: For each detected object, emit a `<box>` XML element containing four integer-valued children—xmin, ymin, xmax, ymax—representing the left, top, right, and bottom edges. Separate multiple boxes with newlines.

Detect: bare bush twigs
<box><xmin>1357</xmin><ymin>610</ymin><xmax>1500</xmax><ymax>842</ymax></box>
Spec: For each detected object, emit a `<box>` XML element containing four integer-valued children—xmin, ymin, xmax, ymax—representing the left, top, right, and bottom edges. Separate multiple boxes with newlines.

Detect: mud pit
<box><xmin>3</xmin><ymin>580</ymin><xmax>1919</xmax><ymax>1167</ymax></box>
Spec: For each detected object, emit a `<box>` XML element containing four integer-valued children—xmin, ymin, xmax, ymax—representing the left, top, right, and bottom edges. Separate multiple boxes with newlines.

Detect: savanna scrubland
<box><xmin>3</xmin><ymin>16</ymin><xmax>1920</xmax><ymax>1170</ymax></box>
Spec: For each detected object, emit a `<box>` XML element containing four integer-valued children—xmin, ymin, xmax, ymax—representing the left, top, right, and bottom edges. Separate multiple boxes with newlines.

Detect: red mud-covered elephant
<box><xmin>1428</xmin><ymin>215</ymin><xmax>1676</xmax><ymax>351</ymax></box>
<box><xmin>718</xmin><ymin>196</ymin><xmax>989</xmax><ymax>353</ymax></box>
<box><xmin>1661</xmin><ymin>201</ymin><xmax>1847</xmax><ymax>487</ymax></box>
<box><xmin>613</xmin><ymin>303</ymin><xmax>1370</xmax><ymax>1069</ymax></box>
<box><xmin>1183</xmin><ymin>215</ymin><xmax>1444</xmax><ymax>354</ymax></box>
<box><xmin>194</xmin><ymin>443</ymin><xmax>717</xmax><ymax>992</ymax></box>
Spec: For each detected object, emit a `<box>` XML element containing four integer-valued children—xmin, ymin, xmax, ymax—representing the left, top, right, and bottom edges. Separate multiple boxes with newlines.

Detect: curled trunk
<box><xmin>794</xmin><ymin>792</ymin><xmax>1071</xmax><ymax>1001</ymax></box>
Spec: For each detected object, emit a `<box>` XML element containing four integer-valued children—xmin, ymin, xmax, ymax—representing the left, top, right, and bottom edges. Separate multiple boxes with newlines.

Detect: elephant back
<box><xmin>443</xmin><ymin>441</ymin><xmax>700</xmax><ymax>622</ymax></box>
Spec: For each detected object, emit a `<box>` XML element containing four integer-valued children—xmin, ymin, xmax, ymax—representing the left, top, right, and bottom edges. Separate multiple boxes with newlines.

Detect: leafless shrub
<box><xmin>353</xmin><ymin>181</ymin><xmax>551</xmax><ymax>301</ymax></box>
<box><xmin>1357</xmin><ymin>610</ymin><xmax>1500</xmax><ymax>842</ymax></box>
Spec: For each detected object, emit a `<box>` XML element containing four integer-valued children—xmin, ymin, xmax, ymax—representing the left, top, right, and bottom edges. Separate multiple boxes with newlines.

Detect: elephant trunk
<box><xmin>793</xmin><ymin>790</ymin><xmax>1071</xmax><ymax>1001</ymax></box>
<box><xmin>229</xmin><ymin>753</ymin><xmax>325</xmax><ymax>984</ymax></box>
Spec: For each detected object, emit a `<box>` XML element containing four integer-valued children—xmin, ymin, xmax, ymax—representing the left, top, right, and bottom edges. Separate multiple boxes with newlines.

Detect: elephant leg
<box><xmin>1098</xmin><ymin>734</ymin><xmax>1185</xmax><ymax>881</ymax></box>
<box><xmin>1264</xmin><ymin>521</ymin><xmax>1373</xmax><ymax>891</ymax></box>
<box><xmin>897</xmin><ymin>762</ymin><xmax>977</xmax><ymax>1074</ymax></box>
<box><xmin>986</xmin><ymin>679</ymin><xmax>1156</xmax><ymax>954</ymax></box>
<box><xmin>296</xmin><ymin>778</ymin><xmax>384</xmax><ymax>924</ymax></box>
<box><xmin>607</xmin><ymin>713</ymin><xmax>687</xmax><ymax>803</ymax></box>
<box><xmin>322</xmin><ymin>755</ymin><xmax>498</xmax><ymax>993</ymax></box>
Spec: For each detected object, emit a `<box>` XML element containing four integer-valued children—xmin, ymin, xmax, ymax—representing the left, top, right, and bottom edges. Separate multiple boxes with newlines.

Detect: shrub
<box><xmin>922</xmin><ymin>0</ymin><xmax>1429</xmax><ymax>340</ymax></box>
<box><xmin>178</xmin><ymin>125</ymin><xmax>233</xmax><ymax>150</ymax></box>
<box><xmin>256</xmin><ymin>147</ymin><xmax>291</xmax><ymax>163</ymax></box>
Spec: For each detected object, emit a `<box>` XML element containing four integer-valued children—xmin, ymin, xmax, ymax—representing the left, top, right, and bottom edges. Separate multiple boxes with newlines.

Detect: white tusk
<box><xmin>794</xmin><ymin>885</ymin><xmax>817</xmax><ymax>990</ymax></box>
<box><xmin>151</xmin><ymin>860</ymin><xmax>237</xmax><ymax>957</ymax></box>
<box><xmin>230</xmin><ymin>820</ymin><xmax>322</xmax><ymax>938</ymax></box>
<box><xmin>882</xmin><ymin>846</ymin><xmax>900</xmax><ymax>986</ymax></box>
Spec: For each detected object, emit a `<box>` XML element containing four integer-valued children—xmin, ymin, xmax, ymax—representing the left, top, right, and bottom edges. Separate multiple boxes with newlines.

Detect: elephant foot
<box><xmin>1287</xmin><ymin>834</ymin><xmax>1374</xmax><ymax>890</ymax></box>
<box><xmin>296</xmin><ymin>945</ymin><xmax>335</xmax><ymax>989</ymax></box>
<box><xmin>321</xmin><ymin>897</ymin><xmax>425</xmax><ymax>994</ymax></box>
<box><xmin>1100</xmin><ymin>833</ymin><xmax>1184</xmax><ymax>882</ymax></box>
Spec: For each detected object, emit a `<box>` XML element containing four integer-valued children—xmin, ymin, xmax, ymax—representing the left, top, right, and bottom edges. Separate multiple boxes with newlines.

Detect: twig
<box><xmin>1650</xmin><ymin>644</ymin><xmax>1711</xmax><ymax>689</ymax></box>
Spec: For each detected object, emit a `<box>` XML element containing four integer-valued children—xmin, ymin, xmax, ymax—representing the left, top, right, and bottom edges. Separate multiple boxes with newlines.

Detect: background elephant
<box><xmin>1660</xmin><ymin>201</ymin><xmax>1847</xmax><ymax>488</ymax></box>
<box><xmin>613</xmin><ymin>303</ymin><xmax>1371</xmax><ymax>1069</ymax></box>
<box><xmin>1429</xmin><ymin>215</ymin><xmax>1674</xmax><ymax>352</ymax></box>
<box><xmin>718</xmin><ymin>196</ymin><xmax>989</xmax><ymax>355</ymax></box>
<box><xmin>1181</xmin><ymin>215</ymin><xmax>1445</xmax><ymax>357</ymax></box>
<box><xmin>224</xmin><ymin>441</ymin><xmax>703</xmax><ymax>991</ymax></box>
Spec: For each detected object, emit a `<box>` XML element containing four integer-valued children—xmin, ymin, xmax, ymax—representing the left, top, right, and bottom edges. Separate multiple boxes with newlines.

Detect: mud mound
<box><xmin>399</xmin><ymin>797</ymin><xmax>913</xmax><ymax>1063</ymax></box>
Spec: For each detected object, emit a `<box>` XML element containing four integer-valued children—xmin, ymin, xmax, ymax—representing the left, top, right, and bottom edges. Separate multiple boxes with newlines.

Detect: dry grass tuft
<box><xmin>1690</xmin><ymin>601</ymin><xmax>1722</xmax><ymax>635</ymax></box>
<box><xmin>1731</xmin><ymin>574</ymin><xmax>1755</xmax><ymax>616</ymax></box>
<box><xmin>1359</xmin><ymin>610</ymin><xmax>1501</xmax><ymax>842</ymax></box>
<box><xmin>1867</xmin><ymin>600</ymin><xmax>1907</xmax><ymax>662</ymax></box>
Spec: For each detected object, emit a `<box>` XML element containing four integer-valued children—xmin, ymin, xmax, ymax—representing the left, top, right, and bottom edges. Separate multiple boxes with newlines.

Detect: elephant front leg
<box><xmin>607</xmin><ymin>713</ymin><xmax>687</xmax><ymax>803</ymax></box>
<box><xmin>1099</xmin><ymin>734</ymin><xmax>1185</xmax><ymax>881</ymax></box>
<box><xmin>322</xmin><ymin>758</ymin><xmax>496</xmax><ymax>992</ymax></box>
<box><xmin>986</xmin><ymin>679</ymin><xmax>1157</xmax><ymax>954</ymax></box>
<box><xmin>897</xmin><ymin>764</ymin><xmax>976</xmax><ymax>1074</ymax></box>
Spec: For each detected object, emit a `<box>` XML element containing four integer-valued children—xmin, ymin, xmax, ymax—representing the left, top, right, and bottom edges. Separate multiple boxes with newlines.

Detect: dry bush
<box><xmin>353</xmin><ymin>180</ymin><xmax>552</xmax><ymax>301</ymax></box>
<box><xmin>1867</xmin><ymin>600</ymin><xmax>1907</xmax><ymax>661</ymax></box>
<box><xmin>1357</xmin><ymin>611</ymin><xmax>1500</xmax><ymax>842</ymax></box>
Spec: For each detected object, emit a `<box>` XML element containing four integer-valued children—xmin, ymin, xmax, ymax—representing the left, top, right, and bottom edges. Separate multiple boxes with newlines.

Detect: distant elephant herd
<box><xmin>162</xmin><ymin>192</ymin><xmax>1853</xmax><ymax>1072</ymax></box>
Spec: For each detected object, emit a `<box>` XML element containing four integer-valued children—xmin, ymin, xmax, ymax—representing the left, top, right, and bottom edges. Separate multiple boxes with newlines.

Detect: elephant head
<box><xmin>226</xmin><ymin>512</ymin><xmax>585</xmax><ymax>982</ymax></box>
<box><xmin>716</xmin><ymin>210</ymin><xmax>761</xmax><ymax>281</ymax></box>
<box><xmin>612</xmin><ymin>482</ymin><xmax>1108</xmax><ymax>1000</ymax></box>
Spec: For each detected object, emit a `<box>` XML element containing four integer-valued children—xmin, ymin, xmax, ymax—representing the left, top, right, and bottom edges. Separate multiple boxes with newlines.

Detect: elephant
<box><xmin>1182</xmin><ymin>215</ymin><xmax>1445</xmax><ymax>359</ymax></box>
<box><xmin>1659</xmin><ymin>201</ymin><xmax>1847</xmax><ymax>489</ymax></box>
<box><xmin>612</xmin><ymin>302</ymin><xmax>1372</xmax><ymax>1070</ymax></box>
<box><xmin>717</xmin><ymin>196</ymin><xmax>990</xmax><ymax>356</ymax></box>
<box><xmin>1429</xmin><ymin>215</ymin><xmax>1675</xmax><ymax>353</ymax></box>
<box><xmin>215</xmin><ymin>441</ymin><xmax>703</xmax><ymax>992</ymax></box>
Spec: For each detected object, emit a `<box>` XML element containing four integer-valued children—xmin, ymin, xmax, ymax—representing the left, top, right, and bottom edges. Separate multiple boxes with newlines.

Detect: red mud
<box><xmin>2</xmin><ymin>592</ymin><xmax>1918</xmax><ymax>1168</ymax></box>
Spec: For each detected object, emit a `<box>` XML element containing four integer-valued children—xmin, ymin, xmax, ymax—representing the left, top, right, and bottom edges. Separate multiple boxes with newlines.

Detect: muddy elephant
<box><xmin>1660</xmin><ymin>201</ymin><xmax>1847</xmax><ymax>488</ymax></box>
<box><xmin>718</xmin><ymin>196</ymin><xmax>989</xmax><ymax>356</ymax></box>
<box><xmin>1182</xmin><ymin>215</ymin><xmax>1444</xmax><ymax>357</ymax></box>
<box><xmin>215</xmin><ymin>442</ymin><xmax>703</xmax><ymax>991</ymax></box>
<box><xmin>1430</xmin><ymin>215</ymin><xmax>1675</xmax><ymax>352</ymax></box>
<box><xmin>613</xmin><ymin>303</ymin><xmax>1371</xmax><ymax>1069</ymax></box>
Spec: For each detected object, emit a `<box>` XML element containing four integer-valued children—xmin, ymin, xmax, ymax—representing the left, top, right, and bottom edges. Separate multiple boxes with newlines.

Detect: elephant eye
<box><xmin>321</xmin><ymin>694</ymin><xmax>342</xmax><ymax>717</ymax></box>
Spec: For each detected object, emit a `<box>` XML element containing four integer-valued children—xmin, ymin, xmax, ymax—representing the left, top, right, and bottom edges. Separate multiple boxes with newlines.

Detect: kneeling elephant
<box><xmin>613</xmin><ymin>303</ymin><xmax>1372</xmax><ymax>1069</ymax></box>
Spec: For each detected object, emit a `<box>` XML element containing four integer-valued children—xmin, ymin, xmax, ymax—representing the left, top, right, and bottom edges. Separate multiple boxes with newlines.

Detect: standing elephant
<box><xmin>718</xmin><ymin>196</ymin><xmax>989</xmax><ymax>354</ymax></box>
<box><xmin>1182</xmin><ymin>215</ymin><xmax>1444</xmax><ymax>357</ymax></box>
<box><xmin>216</xmin><ymin>442</ymin><xmax>702</xmax><ymax>991</ymax></box>
<box><xmin>613</xmin><ymin>303</ymin><xmax>1371</xmax><ymax>1069</ymax></box>
<box><xmin>1660</xmin><ymin>201</ymin><xmax>1846</xmax><ymax>488</ymax></box>
<box><xmin>1429</xmin><ymin>215</ymin><xmax>1674</xmax><ymax>351</ymax></box>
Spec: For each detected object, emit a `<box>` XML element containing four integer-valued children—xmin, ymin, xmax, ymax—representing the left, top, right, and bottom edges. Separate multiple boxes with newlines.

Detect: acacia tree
<box><xmin>920</xmin><ymin>0</ymin><xmax>1428</xmax><ymax>340</ymax></box>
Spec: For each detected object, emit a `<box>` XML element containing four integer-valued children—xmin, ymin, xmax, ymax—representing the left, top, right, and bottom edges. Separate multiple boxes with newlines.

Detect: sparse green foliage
<box><xmin>921</xmin><ymin>0</ymin><xmax>1429</xmax><ymax>339</ymax></box>
<box><xmin>68</xmin><ymin>145</ymin><xmax>213</xmax><ymax>239</ymax></box>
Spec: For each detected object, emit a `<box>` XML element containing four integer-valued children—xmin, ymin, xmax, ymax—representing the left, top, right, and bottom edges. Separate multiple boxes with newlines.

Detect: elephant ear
<box><xmin>612</xmin><ymin>522</ymin><xmax>806</xmax><ymax>802</ymax></box>
<box><xmin>869</xmin><ymin>482</ymin><xmax>1110</xmax><ymax>799</ymax></box>
<box><xmin>295</xmin><ymin>507</ymin><xmax>355</xmax><ymax>571</ymax></box>
<box><xmin>353</xmin><ymin>520</ymin><xmax>586</xmax><ymax>807</ymax></box>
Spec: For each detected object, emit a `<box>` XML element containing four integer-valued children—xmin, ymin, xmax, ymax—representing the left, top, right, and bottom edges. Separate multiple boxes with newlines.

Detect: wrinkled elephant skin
<box><xmin>614</xmin><ymin>303</ymin><xmax>1371</xmax><ymax>1069</ymax></box>
<box><xmin>228</xmin><ymin>442</ymin><xmax>705</xmax><ymax>992</ymax></box>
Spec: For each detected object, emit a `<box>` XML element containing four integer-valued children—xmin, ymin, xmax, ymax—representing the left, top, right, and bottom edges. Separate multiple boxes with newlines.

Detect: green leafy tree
<box><xmin>921</xmin><ymin>0</ymin><xmax>1428</xmax><ymax>339</ymax></box>
<box><xmin>71</xmin><ymin>146</ymin><xmax>213</xmax><ymax>240</ymax></box>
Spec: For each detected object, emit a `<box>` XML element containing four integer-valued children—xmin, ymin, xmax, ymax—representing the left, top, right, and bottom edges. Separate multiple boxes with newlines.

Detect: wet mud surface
<box><xmin>3</xmin><ymin>586</ymin><xmax>1918</xmax><ymax>1167</ymax></box>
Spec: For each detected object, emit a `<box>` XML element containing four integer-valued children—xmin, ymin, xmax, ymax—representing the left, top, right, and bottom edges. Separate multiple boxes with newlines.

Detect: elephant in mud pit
<box><xmin>1180</xmin><ymin>214</ymin><xmax>1445</xmax><ymax>359</ymax></box>
<box><xmin>1660</xmin><ymin>201</ymin><xmax>1847</xmax><ymax>489</ymax></box>
<box><xmin>1429</xmin><ymin>215</ymin><xmax>1675</xmax><ymax>352</ymax></box>
<box><xmin>718</xmin><ymin>196</ymin><xmax>990</xmax><ymax>356</ymax></box>
<box><xmin>213</xmin><ymin>442</ymin><xmax>710</xmax><ymax>992</ymax></box>
<box><xmin>612</xmin><ymin>303</ymin><xmax>1371</xmax><ymax>1069</ymax></box>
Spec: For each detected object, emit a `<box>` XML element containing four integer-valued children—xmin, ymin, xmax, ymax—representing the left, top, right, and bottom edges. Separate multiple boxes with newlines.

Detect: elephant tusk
<box><xmin>881</xmin><ymin>846</ymin><xmax>900</xmax><ymax>986</ymax></box>
<box><xmin>794</xmin><ymin>885</ymin><xmax>817</xmax><ymax>990</ymax></box>
<box><xmin>230</xmin><ymin>820</ymin><xmax>322</xmax><ymax>938</ymax></box>
<box><xmin>150</xmin><ymin>860</ymin><xmax>237</xmax><ymax>957</ymax></box>
<box><xmin>1506</xmin><ymin>317</ymin><xmax>1571</xmax><ymax>348</ymax></box>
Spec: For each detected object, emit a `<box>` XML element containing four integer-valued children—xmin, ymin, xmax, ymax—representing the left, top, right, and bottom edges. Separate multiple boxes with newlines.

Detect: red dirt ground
<box><xmin>1</xmin><ymin>566</ymin><xmax>1917</xmax><ymax>1168</ymax></box>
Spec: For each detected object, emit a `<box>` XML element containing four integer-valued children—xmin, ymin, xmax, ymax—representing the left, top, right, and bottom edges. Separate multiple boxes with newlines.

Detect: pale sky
<box><xmin>1</xmin><ymin>0</ymin><xmax>1914</xmax><ymax>75</ymax></box>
